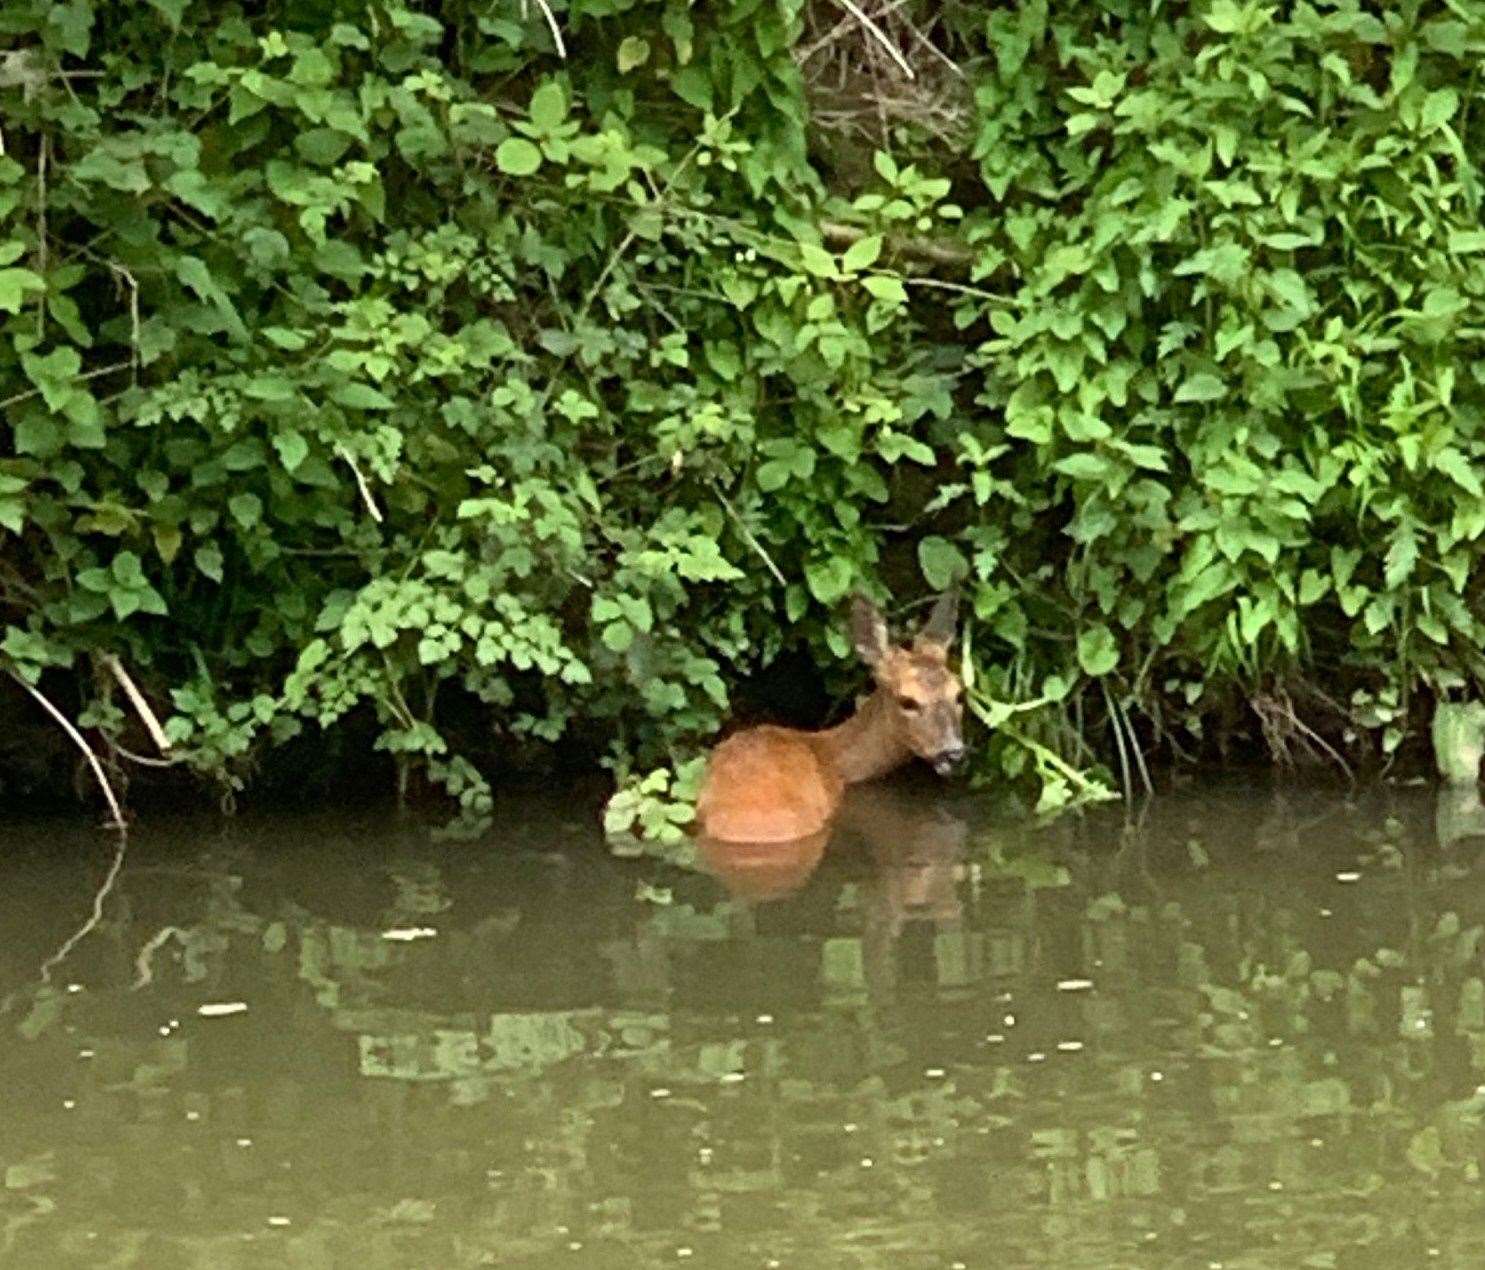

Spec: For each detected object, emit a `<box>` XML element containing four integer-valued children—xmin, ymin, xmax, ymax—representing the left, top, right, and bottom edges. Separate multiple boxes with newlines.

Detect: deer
<box><xmin>694</xmin><ymin>591</ymin><xmax>966</xmax><ymax>845</ymax></box>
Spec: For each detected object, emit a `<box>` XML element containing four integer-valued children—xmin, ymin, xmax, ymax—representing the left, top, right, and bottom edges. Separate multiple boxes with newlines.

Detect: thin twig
<box><xmin>894</xmin><ymin>5</ymin><xmax>964</xmax><ymax>79</ymax></box>
<box><xmin>36</xmin><ymin>133</ymin><xmax>47</xmax><ymax>337</ymax></box>
<box><xmin>336</xmin><ymin>444</ymin><xmax>385</xmax><ymax>523</ymax></box>
<box><xmin>1118</xmin><ymin>696</ymin><xmax>1154</xmax><ymax>796</ymax></box>
<box><xmin>903</xmin><ymin>277</ymin><xmax>1018</xmax><ymax>306</ymax></box>
<box><xmin>6</xmin><ymin>668</ymin><xmax>127</xmax><ymax>830</ymax></box>
<box><xmin>109</xmin><ymin>739</ymin><xmax>180</xmax><ymax>768</ymax></box>
<box><xmin>828</xmin><ymin>0</ymin><xmax>915</xmax><ymax>79</ymax></box>
<box><xmin>820</xmin><ymin>220</ymin><xmax>974</xmax><ymax>267</ymax></box>
<box><xmin>712</xmin><ymin>480</ymin><xmax>787</xmax><ymax>586</ymax></box>
<box><xmin>1105</xmin><ymin>682</ymin><xmax>1133</xmax><ymax>803</ymax></box>
<box><xmin>107</xmin><ymin>262</ymin><xmax>141</xmax><ymax>384</ymax></box>
<box><xmin>0</xmin><ymin>359</ymin><xmax>134</xmax><ymax>413</ymax></box>
<box><xmin>533</xmin><ymin>0</ymin><xmax>568</xmax><ymax>58</ymax></box>
<box><xmin>1281</xmin><ymin>705</ymin><xmax>1355</xmax><ymax>784</ymax></box>
<box><xmin>100</xmin><ymin>654</ymin><xmax>172</xmax><ymax>754</ymax></box>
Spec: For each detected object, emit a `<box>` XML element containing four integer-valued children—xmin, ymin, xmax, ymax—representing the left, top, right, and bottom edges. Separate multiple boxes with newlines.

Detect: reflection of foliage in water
<box><xmin>5</xmin><ymin>790</ymin><xmax>1485</xmax><ymax>1263</ymax></box>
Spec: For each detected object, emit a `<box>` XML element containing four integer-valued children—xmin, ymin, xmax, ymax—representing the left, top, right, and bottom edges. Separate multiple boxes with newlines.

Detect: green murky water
<box><xmin>4</xmin><ymin>778</ymin><xmax>1485</xmax><ymax>1268</ymax></box>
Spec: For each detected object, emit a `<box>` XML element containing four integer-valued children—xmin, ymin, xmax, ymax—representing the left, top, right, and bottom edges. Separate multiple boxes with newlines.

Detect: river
<box><xmin>2</xmin><ymin>776</ymin><xmax>1483</xmax><ymax>1267</ymax></box>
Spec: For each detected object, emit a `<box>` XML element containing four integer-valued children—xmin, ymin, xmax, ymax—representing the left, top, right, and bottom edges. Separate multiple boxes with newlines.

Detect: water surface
<box><xmin>4</xmin><ymin>778</ymin><xmax>1485</xmax><ymax>1267</ymax></box>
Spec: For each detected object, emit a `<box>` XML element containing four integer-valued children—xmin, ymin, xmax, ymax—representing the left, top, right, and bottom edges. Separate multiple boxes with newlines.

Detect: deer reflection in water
<box><xmin>698</xmin><ymin>780</ymin><xmax>970</xmax><ymax>997</ymax></box>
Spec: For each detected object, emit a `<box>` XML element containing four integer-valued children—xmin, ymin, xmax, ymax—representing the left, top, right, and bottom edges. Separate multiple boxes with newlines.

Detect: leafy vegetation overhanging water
<box><xmin>6</xmin><ymin>3</ymin><xmax>1485</xmax><ymax>823</ymax></box>
<box><xmin>6</xmin><ymin>779</ymin><xmax>1485</xmax><ymax>1266</ymax></box>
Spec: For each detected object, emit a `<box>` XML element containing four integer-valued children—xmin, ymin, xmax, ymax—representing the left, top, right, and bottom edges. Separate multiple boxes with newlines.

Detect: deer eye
<box><xmin>897</xmin><ymin>695</ymin><xmax>922</xmax><ymax>713</ymax></box>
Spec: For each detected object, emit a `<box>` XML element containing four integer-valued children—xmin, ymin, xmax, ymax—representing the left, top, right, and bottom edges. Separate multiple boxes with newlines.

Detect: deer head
<box><xmin>850</xmin><ymin>591</ymin><xmax>965</xmax><ymax>775</ymax></box>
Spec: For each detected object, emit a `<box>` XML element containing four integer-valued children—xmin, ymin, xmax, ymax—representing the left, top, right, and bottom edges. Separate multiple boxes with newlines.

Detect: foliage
<box><xmin>5</xmin><ymin>1</ymin><xmax>1485</xmax><ymax>824</ymax></box>
<box><xmin>1432</xmin><ymin>700</ymin><xmax>1485</xmax><ymax>785</ymax></box>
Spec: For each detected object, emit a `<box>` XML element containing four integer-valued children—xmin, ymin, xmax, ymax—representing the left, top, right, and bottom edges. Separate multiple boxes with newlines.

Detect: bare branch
<box><xmin>533</xmin><ymin>0</ymin><xmax>568</xmax><ymax>58</ymax></box>
<box><xmin>6</xmin><ymin>668</ymin><xmax>127</xmax><ymax>831</ymax></box>
<box><xmin>101</xmin><ymin>654</ymin><xmax>172</xmax><ymax>754</ymax></box>
<box><xmin>827</xmin><ymin>0</ymin><xmax>915</xmax><ymax>79</ymax></box>
<box><xmin>336</xmin><ymin>444</ymin><xmax>385</xmax><ymax>524</ymax></box>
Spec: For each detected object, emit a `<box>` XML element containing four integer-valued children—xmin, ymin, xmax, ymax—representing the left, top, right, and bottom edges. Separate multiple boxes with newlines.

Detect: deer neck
<box><xmin>812</xmin><ymin>688</ymin><xmax>911</xmax><ymax>785</ymax></box>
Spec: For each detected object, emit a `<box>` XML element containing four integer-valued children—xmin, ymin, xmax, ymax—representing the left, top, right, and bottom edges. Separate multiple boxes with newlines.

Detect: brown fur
<box><xmin>695</xmin><ymin>594</ymin><xmax>964</xmax><ymax>844</ymax></box>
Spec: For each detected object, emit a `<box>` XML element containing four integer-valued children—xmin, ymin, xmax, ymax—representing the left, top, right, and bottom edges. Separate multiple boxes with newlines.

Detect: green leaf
<box><xmin>0</xmin><ymin>267</ymin><xmax>45</xmax><ymax>313</ymax></box>
<box><xmin>529</xmin><ymin>81</ymin><xmax>567</xmax><ymax>131</ymax></box>
<box><xmin>670</xmin><ymin>64</ymin><xmax>712</xmax><ymax>111</ymax></box>
<box><xmin>146</xmin><ymin>0</ymin><xmax>188</xmax><ymax>28</ymax></box>
<box><xmin>331</xmin><ymin>383</ymin><xmax>395</xmax><ymax>410</ymax></box>
<box><xmin>175</xmin><ymin>254</ymin><xmax>217</xmax><ymax>302</ymax></box>
<box><xmin>495</xmin><ymin>138</ymin><xmax>543</xmax><ymax>176</ymax></box>
<box><xmin>14</xmin><ymin>415</ymin><xmax>61</xmax><ymax>457</ymax></box>
<box><xmin>0</xmin><ymin>496</ymin><xmax>25</xmax><ymax>534</ymax></box>
<box><xmin>861</xmin><ymin>275</ymin><xmax>907</xmax><ymax>304</ymax></box>
<box><xmin>842</xmin><ymin>235</ymin><xmax>883</xmax><ymax>272</ymax></box>
<box><xmin>314</xmin><ymin>240</ymin><xmax>366</xmax><ymax>281</ymax></box>
<box><xmin>1422</xmin><ymin>88</ymin><xmax>1459</xmax><ymax>131</ymax></box>
<box><xmin>194</xmin><ymin>543</ymin><xmax>224</xmax><ymax>584</ymax></box>
<box><xmin>797</xmin><ymin>243</ymin><xmax>838</xmax><ymax>279</ymax></box>
<box><xmin>229</xmin><ymin>493</ymin><xmax>263</xmax><ymax>530</ymax></box>
<box><xmin>918</xmin><ymin>536</ymin><xmax>967</xmax><ymax>590</ymax></box>
<box><xmin>1174</xmin><ymin>373</ymin><xmax>1226</xmax><ymax>404</ymax></box>
<box><xmin>1053</xmin><ymin>453</ymin><xmax>1114</xmax><ymax>482</ymax></box>
<box><xmin>273</xmin><ymin>431</ymin><xmax>310</xmax><ymax>473</ymax></box>
<box><xmin>756</xmin><ymin>460</ymin><xmax>791</xmax><ymax>491</ymax></box>
<box><xmin>21</xmin><ymin>347</ymin><xmax>82</xmax><ymax>411</ymax></box>
<box><xmin>805</xmin><ymin>557</ymin><xmax>853</xmax><ymax>605</ymax></box>
<box><xmin>1436</xmin><ymin>449</ymin><xmax>1483</xmax><ymax>497</ymax></box>
<box><xmin>244</xmin><ymin>375</ymin><xmax>296</xmax><ymax>402</ymax></box>
<box><xmin>1449</xmin><ymin>230</ymin><xmax>1485</xmax><ymax>254</ymax></box>
<box><xmin>112</xmin><ymin>551</ymin><xmax>144</xmax><ymax>585</ymax></box>
<box><xmin>617</xmin><ymin>37</ymin><xmax>650</xmax><ymax>73</ymax></box>
<box><xmin>1384</xmin><ymin>528</ymin><xmax>1418</xmax><ymax>589</ymax></box>
<box><xmin>1077</xmin><ymin>625</ymin><xmax>1119</xmax><ymax>677</ymax></box>
<box><xmin>1172</xmin><ymin>242</ymin><xmax>1250</xmax><ymax>286</ymax></box>
<box><xmin>1298</xmin><ymin>569</ymin><xmax>1330</xmax><ymax>605</ymax></box>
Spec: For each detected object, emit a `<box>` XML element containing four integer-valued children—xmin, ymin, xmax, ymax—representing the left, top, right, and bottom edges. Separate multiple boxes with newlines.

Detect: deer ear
<box><xmin>850</xmin><ymin>594</ymin><xmax>890</xmax><ymax>668</ymax></box>
<box><xmin>915</xmin><ymin>589</ymin><xmax>959</xmax><ymax>659</ymax></box>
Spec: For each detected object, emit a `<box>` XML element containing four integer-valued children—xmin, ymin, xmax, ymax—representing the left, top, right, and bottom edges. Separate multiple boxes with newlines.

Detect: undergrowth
<box><xmin>3</xmin><ymin>1</ymin><xmax>1485</xmax><ymax>830</ymax></box>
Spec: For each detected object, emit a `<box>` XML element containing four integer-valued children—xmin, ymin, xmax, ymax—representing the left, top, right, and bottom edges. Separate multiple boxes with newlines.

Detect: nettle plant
<box><xmin>4</xmin><ymin>0</ymin><xmax>1485</xmax><ymax>834</ymax></box>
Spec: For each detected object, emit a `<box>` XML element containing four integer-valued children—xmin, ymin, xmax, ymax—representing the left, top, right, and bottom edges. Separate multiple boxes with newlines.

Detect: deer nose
<box><xmin>931</xmin><ymin>745</ymin><xmax>965</xmax><ymax>776</ymax></box>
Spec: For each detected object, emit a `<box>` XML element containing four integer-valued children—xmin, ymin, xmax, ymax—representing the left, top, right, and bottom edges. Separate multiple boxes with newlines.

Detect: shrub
<box><xmin>2</xmin><ymin>1</ymin><xmax>1484</xmax><ymax>826</ymax></box>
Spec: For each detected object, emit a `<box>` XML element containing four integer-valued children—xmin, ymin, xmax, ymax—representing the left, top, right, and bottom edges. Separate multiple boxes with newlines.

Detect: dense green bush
<box><xmin>4</xmin><ymin>0</ymin><xmax>1485</xmax><ymax>825</ymax></box>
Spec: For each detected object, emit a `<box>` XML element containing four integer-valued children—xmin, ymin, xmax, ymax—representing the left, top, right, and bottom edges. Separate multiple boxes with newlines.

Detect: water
<box><xmin>3</xmin><ymin>778</ymin><xmax>1485</xmax><ymax>1267</ymax></box>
